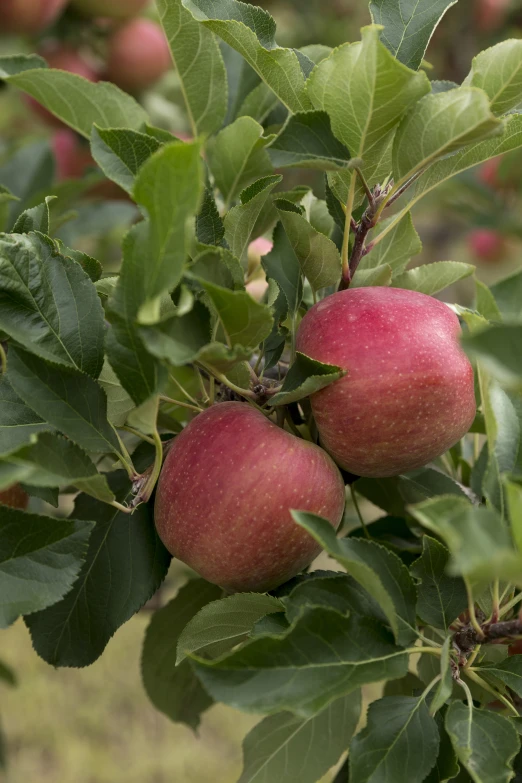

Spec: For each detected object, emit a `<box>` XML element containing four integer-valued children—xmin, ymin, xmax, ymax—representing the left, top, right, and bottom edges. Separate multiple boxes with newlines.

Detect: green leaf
<box><xmin>139</xmin><ymin>300</ymin><xmax>212</xmax><ymax>366</ymax></box>
<box><xmin>190</xmin><ymin>244</ymin><xmax>244</xmax><ymax>290</ymax></box>
<box><xmin>200</xmin><ymin>279</ymin><xmax>273</xmax><ymax>348</ymax></box>
<box><xmin>480</xmin><ymin>656</ymin><xmax>522</xmax><ymax>700</ymax></box>
<box><xmin>506</xmin><ymin>480</ymin><xmax>522</xmax><ymax>554</ymax></box>
<box><xmin>57</xmin><ymin>244</ymin><xmax>102</xmax><ymax>284</ymax></box>
<box><xmin>97</xmin><ymin>360</ymin><xmax>135</xmax><ymax>428</ymax></box>
<box><xmin>207</xmin><ymin>116</ymin><xmax>272</xmax><ymax>205</ymax></box>
<box><xmin>490</xmin><ymin>269</ymin><xmax>522</xmax><ymax>321</ymax></box>
<box><xmin>181</xmin><ymin>0</ymin><xmax>312</xmax><ymax>113</ymax></box>
<box><xmin>133</xmin><ymin>141</ymin><xmax>203</xmax><ymax>323</ymax></box>
<box><xmin>308</xmin><ymin>26</ymin><xmax>430</xmax><ymax>192</ymax></box>
<box><xmin>192</xmin><ymin>607</ymin><xmax>408</xmax><ymax>717</ymax></box>
<box><xmin>291</xmin><ymin>512</ymin><xmax>417</xmax><ymax>645</ymax></box>
<box><xmin>0</xmin><ymin>506</ymin><xmax>93</xmax><ymax>628</ymax></box>
<box><xmin>463</xmin><ymin>326</ymin><xmax>522</xmax><ymax>389</ymax></box>
<box><xmin>0</xmin><ymin>232</ymin><xmax>105</xmax><ymax>378</ymax></box>
<box><xmin>90</xmin><ymin>126</ymin><xmax>161</xmax><ymax>194</ymax></box>
<box><xmin>222</xmin><ymin>43</ymin><xmax>261</xmax><ymax>125</ymax></box>
<box><xmin>393</xmin><ymin>87</ymin><xmax>503</xmax><ymax>183</ymax></box>
<box><xmin>269</xmin><ymin>352</ymin><xmax>344</xmax><ymax>406</ymax></box>
<box><xmin>7</xmin><ymin>348</ymin><xmax>122</xmax><ymax>456</ymax></box>
<box><xmin>237</xmin><ymin>81</ymin><xmax>280</xmax><ymax>124</ymax></box>
<box><xmin>392</xmin><ymin>261</ymin><xmax>475</xmax><ymax>296</ymax></box>
<box><xmin>446</xmin><ymin>701</ymin><xmax>520</xmax><ymax>783</ymax></box>
<box><xmin>26</xmin><ymin>471</ymin><xmax>170</xmax><ymax>667</ymax></box>
<box><xmin>410</xmin><ymin>496</ymin><xmax>522</xmax><ymax>590</ymax></box>
<box><xmin>238</xmin><ymin>691</ymin><xmax>361</xmax><ymax>783</ymax></box>
<box><xmin>0</xmin><ymin>140</ymin><xmax>53</xmax><ymax>227</ymax></box>
<box><xmin>276</xmin><ymin>201</ymin><xmax>341</xmax><ymax>292</ymax></box>
<box><xmin>177</xmin><ymin>593</ymin><xmax>283</xmax><ymax>664</ymax></box>
<box><xmin>12</xmin><ymin>196</ymin><xmax>54</xmax><ymax>235</ymax></box>
<box><xmin>196</xmin><ymin>188</ymin><xmax>225</xmax><ymax>246</ymax></box>
<box><xmin>261</xmin><ymin>221</ymin><xmax>302</xmax><ymax>319</ymax></box>
<box><xmin>361</xmin><ymin>212</ymin><xmax>421</xmax><ymax>274</ymax></box>
<box><xmin>142</xmin><ymin>579</ymin><xmax>222</xmax><ymax>730</ymax></box>
<box><xmin>475</xmin><ymin>279</ymin><xmax>502</xmax><ymax>322</ymax></box>
<box><xmin>426</xmin><ymin>712</ymin><xmax>461</xmax><ymax>783</ymax></box>
<box><xmin>106</xmin><ymin>224</ymin><xmax>162</xmax><ymax>405</ymax></box>
<box><xmin>430</xmin><ymin>638</ymin><xmax>454</xmax><ymax>716</ymax></box>
<box><xmin>369</xmin><ymin>0</ymin><xmax>458</xmax><ymax>71</ymax></box>
<box><xmin>465</xmin><ymin>40</ymin><xmax>522</xmax><ymax>116</ymax></box>
<box><xmin>1</xmin><ymin>432</ymin><xmax>114</xmax><ymax>503</ymax></box>
<box><xmin>410</xmin><ymin>536</ymin><xmax>468</xmax><ymax>629</ymax></box>
<box><xmin>349</xmin><ymin>695</ymin><xmax>440</xmax><ymax>783</ymax></box>
<box><xmin>351</xmin><ymin>264</ymin><xmax>393</xmax><ymax>288</ymax></box>
<box><xmin>157</xmin><ymin>0</ymin><xmax>227</xmax><ymax>135</ymax></box>
<box><xmin>0</xmin><ymin>374</ymin><xmax>50</xmax><ymax>457</ymax></box>
<box><xmin>0</xmin><ymin>57</ymin><xmax>148</xmax><ymax>138</ymax></box>
<box><xmin>224</xmin><ymin>174</ymin><xmax>282</xmax><ymax>261</ymax></box>
<box><xmin>268</xmin><ymin>111</ymin><xmax>351</xmax><ymax>171</ymax></box>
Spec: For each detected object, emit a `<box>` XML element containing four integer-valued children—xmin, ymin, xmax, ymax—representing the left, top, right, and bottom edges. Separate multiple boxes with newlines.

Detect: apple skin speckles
<box><xmin>296</xmin><ymin>287</ymin><xmax>476</xmax><ymax>477</ymax></box>
<box><xmin>154</xmin><ymin>402</ymin><xmax>346</xmax><ymax>592</ymax></box>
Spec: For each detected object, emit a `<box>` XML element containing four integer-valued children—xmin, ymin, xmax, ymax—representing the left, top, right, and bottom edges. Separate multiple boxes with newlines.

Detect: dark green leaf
<box><xmin>0</xmin><ymin>232</ymin><xmax>105</xmax><ymax>378</ymax></box>
<box><xmin>139</xmin><ymin>300</ymin><xmax>212</xmax><ymax>366</ymax></box>
<box><xmin>196</xmin><ymin>188</ymin><xmax>226</xmax><ymax>246</ymax></box>
<box><xmin>200</xmin><ymin>279</ymin><xmax>273</xmax><ymax>348</ymax></box>
<box><xmin>0</xmin><ymin>374</ymin><xmax>50</xmax><ymax>457</ymax></box>
<box><xmin>490</xmin><ymin>269</ymin><xmax>522</xmax><ymax>322</ymax></box>
<box><xmin>269</xmin><ymin>352</ymin><xmax>344</xmax><ymax>406</ymax></box>
<box><xmin>26</xmin><ymin>471</ymin><xmax>170</xmax><ymax>667</ymax></box>
<box><xmin>480</xmin><ymin>656</ymin><xmax>522</xmax><ymax>700</ymax></box>
<box><xmin>142</xmin><ymin>579</ymin><xmax>222</xmax><ymax>729</ymax></box>
<box><xmin>0</xmin><ymin>506</ymin><xmax>92</xmax><ymax>628</ymax></box>
<box><xmin>90</xmin><ymin>126</ymin><xmax>161</xmax><ymax>193</ymax></box>
<box><xmin>12</xmin><ymin>196</ymin><xmax>53</xmax><ymax>235</ymax></box>
<box><xmin>224</xmin><ymin>175</ymin><xmax>282</xmax><ymax>261</ymax></box>
<box><xmin>410</xmin><ymin>536</ymin><xmax>468</xmax><ymax>629</ymax></box>
<box><xmin>261</xmin><ymin>221</ymin><xmax>302</xmax><ymax>319</ymax></box>
<box><xmin>430</xmin><ymin>637</ymin><xmax>454</xmax><ymax>716</ymax></box>
<box><xmin>268</xmin><ymin>111</ymin><xmax>351</xmax><ymax>170</ymax></box>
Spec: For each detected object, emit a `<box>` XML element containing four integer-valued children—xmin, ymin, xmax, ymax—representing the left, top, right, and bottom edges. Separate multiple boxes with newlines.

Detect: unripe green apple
<box><xmin>2</xmin><ymin>0</ymin><xmax>68</xmax><ymax>35</ymax></box>
<box><xmin>154</xmin><ymin>402</ymin><xmax>345</xmax><ymax>592</ymax></box>
<box><xmin>70</xmin><ymin>0</ymin><xmax>149</xmax><ymax>20</ymax></box>
<box><xmin>296</xmin><ymin>287</ymin><xmax>476</xmax><ymax>478</ymax></box>
<box><xmin>0</xmin><ymin>484</ymin><xmax>29</xmax><ymax>510</ymax></box>
<box><xmin>105</xmin><ymin>19</ymin><xmax>171</xmax><ymax>93</ymax></box>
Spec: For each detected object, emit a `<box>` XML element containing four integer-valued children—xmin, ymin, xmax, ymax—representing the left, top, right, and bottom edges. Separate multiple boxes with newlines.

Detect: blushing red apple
<box><xmin>154</xmin><ymin>402</ymin><xmax>345</xmax><ymax>592</ymax></box>
<box><xmin>2</xmin><ymin>0</ymin><xmax>68</xmax><ymax>35</ymax></box>
<box><xmin>70</xmin><ymin>0</ymin><xmax>149</xmax><ymax>19</ymax></box>
<box><xmin>0</xmin><ymin>484</ymin><xmax>28</xmax><ymax>510</ymax></box>
<box><xmin>52</xmin><ymin>129</ymin><xmax>94</xmax><ymax>180</ymax></box>
<box><xmin>476</xmin><ymin>0</ymin><xmax>511</xmax><ymax>31</ymax></box>
<box><xmin>27</xmin><ymin>46</ymin><xmax>98</xmax><ymax>127</ymax></box>
<box><xmin>468</xmin><ymin>229</ymin><xmax>505</xmax><ymax>261</ymax></box>
<box><xmin>296</xmin><ymin>287</ymin><xmax>476</xmax><ymax>478</ymax></box>
<box><xmin>105</xmin><ymin>19</ymin><xmax>171</xmax><ymax>93</ymax></box>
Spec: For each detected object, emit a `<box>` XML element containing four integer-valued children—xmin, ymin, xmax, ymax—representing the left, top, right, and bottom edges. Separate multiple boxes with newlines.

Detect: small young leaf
<box><xmin>276</xmin><ymin>201</ymin><xmax>341</xmax><ymax>292</ymax></box>
<box><xmin>192</xmin><ymin>607</ymin><xmax>408</xmax><ymax>717</ymax></box>
<box><xmin>0</xmin><ymin>506</ymin><xmax>93</xmax><ymax>628</ymax></box>
<box><xmin>238</xmin><ymin>691</ymin><xmax>361</xmax><ymax>783</ymax></box>
<box><xmin>7</xmin><ymin>348</ymin><xmax>122</xmax><ymax>456</ymax></box>
<box><xmin>224</xmin><ymin>175</ymin><xmax>282</xmax><ymax>261</ymax></box>
<box><xmin>465</xmin><ymin>40</ymin><xmax>522</xmax><ymax>116</ymax></box>
<box><xmin>392</xmin><ymin>261</ymin><xmax>475</xmax><ymax>296</ymax></box>
<box><xmin>393</xmin><ymin>87</ymin><xmax>503</xmax><ymax>182</ymax></box>
<box><xmin>349</xmin><ymin>695</ymin><xmax>440</xmax><ymax>783</ymax></box>
<box><xmin>410</xmin><ymin>536</ymin><xmax>468</xmax><ymax>629</ymax></box>
<box><xmin>0</xmin><ymin>233</ymin><xmax>105</xmax><ymax>378</ymax></box>
<box><xmin>291</xmin><ymin>512</ymin><xmax>417</xmax><ymax>645</ymax></box>
<box><xmin>0</xmin><ymin>59</ymin><xmax>148</xmax><ymax>138</ymax></box>
<box><xmin>446</xmin><ymin>701</ymin><xmax>520</xmax><ymax>783</ymax></box>
<box><xmin>268</xmin><ymin>111</ymin><xmax>351</xmax><ymax>170</ymax></box>
<box><xmin>26</xmin><ymin>471</ymin><xmax>171</xmax><ymax>667</ymax></box>
<box><xmin>142</xmin><ymin>579</ymin><xmax>222</xmax><ymax>729</ymax></box>
<box><xmin>157</xmin><ymin>0</ymin><xmax>227</xmax><ymax>135</ymax></box>
<box><xmin>182</xmin><ymin>0</ymin><xmax>312</xmax><ymax>113</ymax></box>
<box><xmin>177</xmin><ymin>593</ymin><xmax>283</xmax><ymax>663</ymax></box>
<box><xmin>370</xmin><ymin>0</ymin><xmax>458</xmax><ymax>71</ymax></box>
<box><xmin>269</xmin><ymin>352</ymin><xmax>344</xmax><ymax>406</ymax></box>
<box><xmin>90</xmin><ymin>126</ymin><xmax>161</xmax><ymax>193</ymax></box>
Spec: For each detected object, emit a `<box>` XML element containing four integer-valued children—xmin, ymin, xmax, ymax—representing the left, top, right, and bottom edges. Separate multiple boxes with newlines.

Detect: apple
<box><xmin>105</xmin><ymin>19</ymin><xmax>171</xmax><ymax>93</ymax></box>
<box><xmin>478</xmin><ymin>157</ymin><xmax>502</xmax><ymax>188</ymax></box>
<box><xmin>52</xmin><ymin>129</ymin><xmax>94</xmax><ymax>180</ymax></box>
<box><xmin>476</xmin><ymin>0</ymin><xmax>511</xmax><ymax>31</ymax></box>
<box><xmin>2</xmin><ymin>0</ymin><xmax>68</xmax><ymax>35</ymax></box>
<box><xmin>154</xmin><ymin>402</ymin><xmax>346</xmax><ymax>592</ymax></box>
<box><xmin>0</xmin><ymin>484</ymin><xmax>29</xmax><ymax>510</ymax></box>
<box><xmin>27</xmin><ymin>46</ymin><xmax>98</xmax><ymax>127</ymax></box>
<box><xmin>296</xmin><ymin>287</ymin><xmax>476</xmax><ymax>478</ymax></box>
<box><xmin>468</xmin><ymin>229</ymin><xmax>505</xmax><ymax>261</ymax></box>
<box><xmin>70</xmin><ymin>0</ymin><xmax>149</xmax><ymax>20</ymax></box>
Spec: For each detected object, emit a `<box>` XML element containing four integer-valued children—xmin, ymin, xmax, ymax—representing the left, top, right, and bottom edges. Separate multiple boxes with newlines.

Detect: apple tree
<box><xmin>2</xmin><ymin>1</ymin><xmax>522</xmax><ymax>780</ymax></box>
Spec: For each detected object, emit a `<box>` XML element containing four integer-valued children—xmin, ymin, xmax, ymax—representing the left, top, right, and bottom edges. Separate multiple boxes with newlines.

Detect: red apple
<box><xmin>105</xmin><ymin>19</ymin><xmax>171</xmax><ymax>93</ymax></box>
<box><xmin>52</xmin><ymin>129</ymin><xmax>94</xmax><ymax>180</ymax></box>
<box><xmin>2</xmin><ymin>0</ymin><xmax>68</xmax><ymax>35</ymax></box>
<box><xmin>27</xmin><ymin>46</ymin><xmax>98</xmax><ymax>127</ymax></box>
<box><xmin>476</xmin><ymin>0</ymin><xmax>511</xmax><ymax>31</ymax></box>
<box><xmin>296</xmin><ymin>287</ymin><xmax>476</xmax><ymax>478</ymax></box>
<box><xmin>154</xmin><ymin>402</ymin><xmax>345</xmax><ymax>592</ymax></box>
<box><xmin>0</xmin><ymin>484</ymin><xmax>29</xmax><ymax>510</ymax></box>
<box><xmin>70</xmin><ymin>0</ymin><xmax>149</xmax><ymax>19</ymax></box>
<box><xmin>468</xmin><ymin>229</ymin><xmax>505</xmax><ymax>261</ymax></box>
<box><xmin>478</xmin><ymin>157</ymin><xmax>502</xmax><ymax>188</ymax></box>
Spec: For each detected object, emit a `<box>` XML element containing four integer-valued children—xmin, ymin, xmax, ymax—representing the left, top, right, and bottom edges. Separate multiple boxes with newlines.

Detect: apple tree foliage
<box><xmin>1</xmin><ymin>0</ymin><xmax>522</xmax><ymax>780</ymax></box>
